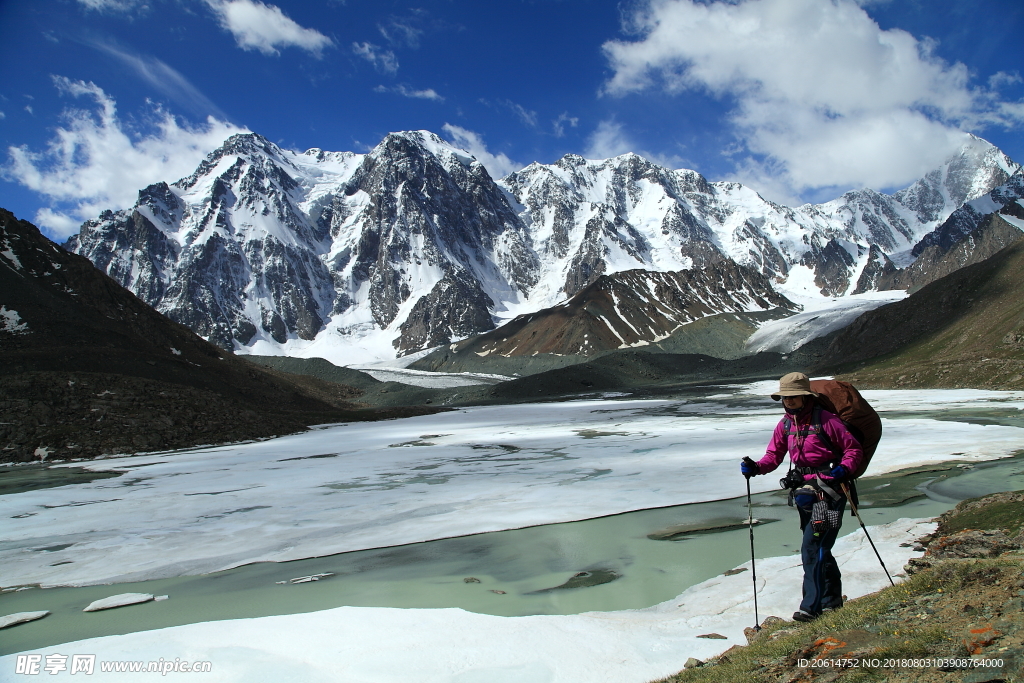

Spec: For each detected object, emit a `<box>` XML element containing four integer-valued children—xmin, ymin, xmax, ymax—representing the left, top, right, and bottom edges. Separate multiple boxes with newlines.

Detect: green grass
<box><xmin>938</xmin><ymin>499</ymin><xmax>1024</xmax><ymax>537</ymax></box>
<box><xmin>656</xmin><ymin>558</ymin><xmax>1021</xmax><ymax>683</ymax></box>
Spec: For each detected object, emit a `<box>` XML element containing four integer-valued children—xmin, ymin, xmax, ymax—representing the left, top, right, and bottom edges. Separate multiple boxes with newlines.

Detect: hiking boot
<box><xmin>792</xmin><ymin>610</ymin><xmax>818</xmax><ymax>622</ymax></box>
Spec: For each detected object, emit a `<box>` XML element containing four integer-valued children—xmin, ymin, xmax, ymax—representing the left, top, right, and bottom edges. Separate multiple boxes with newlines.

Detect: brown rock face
<box><xmin>450</xmin><ymin>262</ymin><xmax>794</xmax><ymax>358</ymax></box>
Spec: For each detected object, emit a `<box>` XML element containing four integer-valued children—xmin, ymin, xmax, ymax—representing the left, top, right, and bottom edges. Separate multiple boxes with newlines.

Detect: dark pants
<box><xmin>796</xmin><ymin>495</ymin><xmax>846</xmax><ymax>614</ymax></box>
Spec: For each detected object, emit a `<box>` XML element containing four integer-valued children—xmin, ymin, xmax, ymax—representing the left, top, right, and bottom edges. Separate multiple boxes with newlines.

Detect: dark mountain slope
<box><xmin>862</xmin><ymin>212</ymin><xmax>1024</xmax><ymax>293</ymax></box>
<box><xmin>815</xmin><ymin>239</ymin><xmax>1024</xmax><ymax>389</ymax></box>
<box><xmin>0</xmin><ymin>209</ymin><xmax>432</xmax><ymax>462</ymax></box>
<box><xmin>435</xmin><ymin>262</ymin><xmax>793</xmax><ymax>360</ymax></box>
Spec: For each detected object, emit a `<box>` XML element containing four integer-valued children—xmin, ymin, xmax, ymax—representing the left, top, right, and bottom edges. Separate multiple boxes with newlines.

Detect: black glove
<box><xmin>740</xmin><ymin>457</ymin><xmax>760</xmax><ymax>478</ymax></box>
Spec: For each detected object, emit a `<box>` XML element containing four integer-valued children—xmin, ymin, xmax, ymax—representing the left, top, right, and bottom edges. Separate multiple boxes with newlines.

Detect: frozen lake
<box><xmin>2</xmin><ymin>382</ymin><xmax>1023</xmax><ymax>681</ymax></box>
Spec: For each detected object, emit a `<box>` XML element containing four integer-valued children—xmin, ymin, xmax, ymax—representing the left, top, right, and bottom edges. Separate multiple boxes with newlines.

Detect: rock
<box><xmin>489</xmin><ymin>589</ymin><xmax>506</xmax><ymax>595</ymax></box>
<box><xmin>83</xmin><ymin>593</ymin><xmax>154</xmax><ymax>612</ymax></box>
<box><xmin>289</xmin><ymin>573</ymin><xmax>334</xmax><ymax>584</ymax></box>
<box><xmin>463</xmin><ymin>577</ymin><xmax>481</xmax><ymax>583</ymax></box>
<box><xmin>697</xmin><ymin>633</ymin><xmax>728</xmax><ymax>639</ymax></box>
<box><xmin>905</xmin><ymin>558</ymin><xmax>932</xmax><ymax>575</ymax></box>
<box><xmin>928</xmin><ymin>529</ymin><xmax>1020</xmax><ymax>559</ymax></box>
<box><xmin>0</xmin><ymin>611</ymin><xmax>49</xmax><ymax>629</ymax></box>
<box><xmin>723</xmin><ymin>567</ymin><xmax>748</xmax><ymax>576</ymax></box>
<box><xmin>527</xmin><ymin>568</ymin><xmax>621</xmax><ymax>593</ymax></box>
<box><xmin>684</xmin><ymin>657</ymin><xmax>703</xmax><ymax>669</ymax></box>
<box><xmin>745</xmin><ymin>617</ymin><xmax>786</xmax><ymax>644</ymax></box>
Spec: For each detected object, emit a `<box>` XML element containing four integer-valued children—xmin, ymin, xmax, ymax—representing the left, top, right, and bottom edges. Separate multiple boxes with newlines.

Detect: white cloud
<box><xmin>584</xmin><ymin>120</ymin><xmax>634</xmax><ymax>159</ymax></box>
<box><xmin>76</xmin><ymin>0</ymin><xmax>143</xmax><ymax>11</ymax></box>
<box><xmin>24</xmin><ymin>105</ymin><xmax>33</xmax><ymax>115</ymax></box>
<box><xmin>502</xmin><ymin>100</ymin><xmax>538</xmax><ymax>128</ymax></box>
<box><xmin>353</xmin><ymin>42</ymin><xmax>398</xmax><ymax>74</ymax></box>
<box><xmin>552</xmin><ymin>112</ymin><xmax>579</xmax><ymax>138</ymax></box>
<box><xmin>0</xmin><ymin>111</ymin><xmax>5</xmax><ymax>120</ymax></box>
<box><xmin>584</xmin><ymin>119</ymin><xmax>689</xmax><ymax>170</ymax></box>
<box><xmin>442</xmin><ymin>124</ymin><xmax>522</xmax><ymax>179</ymax></box>
<box><xmin>379</xmin><ymin>18</ymin><xmax>424</xmax><ymax>49</ymax></box>
<box><xmin>206</xmin><ymin>0</ymin><xmax>333</xmax><ymax>56</ymax></box>
<box><xmin>87</xmin><ymin>40</ymin><xmax>230</xmax><ymax>119</ymax></box>
<box><xmin>373</xmin><ymin>84</ymin><xmax>443</xmax><ymax>101</ymax></box>
<box><xmin>989</xmin><ymin>71</ymin><xmax>1022</xmax><ymax>89</ymax></box>
<box><xmin>4</xmin><ymin>77</ymin><xmax>247</xmax><ymax>239</ymax></box>
<box><xmin>602</xmin><ymin>0</ymin><xmax>1024</xmax><ymax>198</ymax></box>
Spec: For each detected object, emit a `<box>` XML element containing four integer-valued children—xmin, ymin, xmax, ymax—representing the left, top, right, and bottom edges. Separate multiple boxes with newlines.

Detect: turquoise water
<box><xmin>2</xmin><ymin>451</ymin><xmax>1022</xmax><ymax>656</ymax></box>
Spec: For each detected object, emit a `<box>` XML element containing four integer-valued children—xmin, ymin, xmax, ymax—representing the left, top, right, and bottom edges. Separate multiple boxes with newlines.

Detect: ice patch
<box><xmin>350</xmin><ymin>366</ymin><xmax>512</xmax><ymax>387</ymax></box>
<box><xmin>745</xmin><ymin>292</ymin><xmax>905</xmax><ymax>353</ymax></box>
<box><xmin>0</xmin><ymin>240</ymin><xmax>22</xmax><ymax>270</ymax></box>
<box><xmin>0</xmin><ymin>611</ymin><xmax>48</xmax><ymax>629</ymax></box>
<box><xmin>1</xmin><ymin>306</ymin><xmax>28</xmax><ymax>334</ymax></box>
<box><xmin>2</xmin><ymin>518</ymin><xmax>934</xmax><ymax>683</ymax></box>
<box><xmin>1001</xmin><ymin>213</ymin><xmax>1024</xmax><ymax>231</ymax></box>
<box><xmin>83</xmin><ymin>593</ymin><xmax>154</xmax><ymax>612</ymax></box>
<box><xmin>4</xmin><ymin>389</ymin><xmax>1022</xmax><ymax>588</ymax></box>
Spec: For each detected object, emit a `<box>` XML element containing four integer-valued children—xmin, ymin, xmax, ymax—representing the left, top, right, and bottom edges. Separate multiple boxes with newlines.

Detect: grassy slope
<box><xmin>815</xmin><ymin>240</ymin><xmax>1024</xmax><ymax>390</ymax></box>
<box><xmin>656</xmin><ymin>491</ymin><xmax>1024</xmax><ymax>683</ymax></box>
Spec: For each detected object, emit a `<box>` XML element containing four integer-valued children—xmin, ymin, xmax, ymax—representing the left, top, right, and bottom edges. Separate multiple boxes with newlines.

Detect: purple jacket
<box><xmin>756</xmin><ymin>405</ymin><xmax>864</xmax><ymax>481</ymax></box>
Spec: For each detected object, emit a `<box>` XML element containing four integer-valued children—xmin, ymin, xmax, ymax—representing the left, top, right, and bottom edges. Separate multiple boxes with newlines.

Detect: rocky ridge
<box><xmin>0</xmin><ymin>208</ymin><xmax>433</xmax><ymax>462</ymax></box>
<box><xmin>432</xmin><ymin>261</ymin><xmax>794</xmax><ymax>358</ymax></box>
<box><xmin>65</xmin><ymin>131</ymin><xmax>1020</xmax><ymax>361</ymax></box>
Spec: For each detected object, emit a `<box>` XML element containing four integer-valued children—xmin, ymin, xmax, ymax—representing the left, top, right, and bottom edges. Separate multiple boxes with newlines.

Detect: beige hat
<box><xmin>770</xmin><ymin>372</ymin><xmax>819</xmax><ymax>401</ymax></box>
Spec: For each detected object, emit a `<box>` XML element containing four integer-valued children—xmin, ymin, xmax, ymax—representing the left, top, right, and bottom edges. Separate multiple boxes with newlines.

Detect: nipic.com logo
<box><xmin>14</xmin><ymin>653</ymin><xmax>213</xmax><ymax>675</ymax></box>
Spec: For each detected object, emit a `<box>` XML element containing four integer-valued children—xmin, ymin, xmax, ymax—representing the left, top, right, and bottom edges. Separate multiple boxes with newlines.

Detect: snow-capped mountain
<box><xmin>503</xmin><ymin>135</ymin><xmax>1019</xmax><ymax>302</ymax></box>
<box><xmin>66</xmin><ymin>131</ymin><xmax>1020</xmax><ymax>363</ymax></box>
<box><xmin>68</xmin><ymin>131</ymin><xmax>536</xmax><ymax>357</ymax></box>
<box><xmin>857</xmin><ymin>169</ymin><xmax>1024</xmax><ymax>292</ymax></box>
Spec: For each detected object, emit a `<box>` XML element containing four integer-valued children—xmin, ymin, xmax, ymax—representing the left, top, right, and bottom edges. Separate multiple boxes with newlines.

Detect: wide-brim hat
<box><xmin>770</xmin><ymin>372</ymin><xmax>819</xmax><ymax>401</ymax></box>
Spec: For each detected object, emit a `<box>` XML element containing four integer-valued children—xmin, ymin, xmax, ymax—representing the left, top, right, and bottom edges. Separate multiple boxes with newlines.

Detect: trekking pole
<box><xmin>840</xmin><ymin>482</ymin><xmax>895</xmax><ymax>586</ymax></box>
<box><xmin>745</xmin><ymin>475</ymin><xmax>761</xmax><ymax>631</ymax></box>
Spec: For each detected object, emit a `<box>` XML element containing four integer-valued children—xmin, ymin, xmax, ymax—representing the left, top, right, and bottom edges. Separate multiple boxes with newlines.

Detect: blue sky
<box><xmin>2</xmin><ymin>0</ymin><xmax>1023</xmax><ymax>240</ymax></box>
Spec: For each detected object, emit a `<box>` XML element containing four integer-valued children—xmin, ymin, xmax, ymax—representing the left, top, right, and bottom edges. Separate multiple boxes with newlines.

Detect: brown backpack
<box><xmin>809</xmin><ymin>379</ymin><xmax>882</xmax><ymax>479</ymax></box>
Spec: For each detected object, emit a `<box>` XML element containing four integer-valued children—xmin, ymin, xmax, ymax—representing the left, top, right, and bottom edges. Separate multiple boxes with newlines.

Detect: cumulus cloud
<box><xmin>373</xmin><ymin>84</ymin><xmax>443</xmax><ymax>101</ymax></box>
<box><xmin>602</xmin><ymin>0</ymin><xmax>1024</xmax><ymax>198</ymax></box>
<box><xmin>583</xmin><ymin>119</ymin><xmax>689</xmax><ymax>170</ymax></box>
<box><xmin>584</xmin><ymin>120</ymin><xmax>634</xmax><ymax>159</ymax></box>
<box><xmin>206</xmin><ymin>0</ymin><xmax>333</xmax><ymax>56</ymax></box>
<box><xmin>353</xmin><ymin>42</ymin><xmax>398</xmax><ymax>74</ymax></box>
<box><xmin>442</xmin><ymin>124</ymin><xmax>522</xmax><ymax>179</ymax></box>
<box><xmin>989</xmin><ymin>71</ymin><xmax>1022</xmax><ymax>89</ymax></box>
<box><xmin>4</xmin><ymin>77</ymin><xmax>246</xmax><ymax>238</ymax></box>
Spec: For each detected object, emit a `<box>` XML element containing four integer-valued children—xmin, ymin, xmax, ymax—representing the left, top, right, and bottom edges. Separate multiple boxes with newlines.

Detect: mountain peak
<box><xmin>63</xmin><ymin>127</ymin><xmax>1021</xmax><ymax>363</ymax></box>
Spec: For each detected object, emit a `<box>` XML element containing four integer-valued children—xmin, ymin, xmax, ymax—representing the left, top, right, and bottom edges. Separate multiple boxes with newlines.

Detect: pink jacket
<box><xmin>756</xmin><ymin>405</ymin><xmax>864</xmax><ymax>481</ymax></box>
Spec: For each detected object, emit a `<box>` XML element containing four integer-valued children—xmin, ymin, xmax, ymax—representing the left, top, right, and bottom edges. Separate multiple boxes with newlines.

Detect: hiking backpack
<box><xmin>808</xmin><ymin>379</ymin><xmax>882</xmax><ymax>479</ymax></box>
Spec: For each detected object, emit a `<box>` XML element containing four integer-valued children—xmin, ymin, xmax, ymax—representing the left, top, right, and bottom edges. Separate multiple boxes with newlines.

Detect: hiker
<box><xmin>740</xmin><ymin>372</ymin><xmax>865</xmax><ymax>623</ymax></box>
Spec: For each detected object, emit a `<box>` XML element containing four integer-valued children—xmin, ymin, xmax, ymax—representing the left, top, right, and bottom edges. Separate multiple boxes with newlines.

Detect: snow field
<box><xmin>3</xmin><ymin>387</ymin><xmax>1022</xmax><ymax>589</ymax></box>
